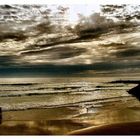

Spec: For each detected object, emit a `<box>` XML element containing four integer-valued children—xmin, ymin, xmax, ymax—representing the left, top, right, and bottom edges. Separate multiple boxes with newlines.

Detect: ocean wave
<box><xmin>0</xmin><ymin>82</ymin><xmax>132</xmax><ymax>97</ymax></box>
<box><xmin>0</xmin><ymin>95</ymin><xmax>133</xmax><ymax>111</ymax></box>
<box><xmin>0</xmin><ymin>88</ymin><xmax>98</xmax><ymax>97</ymax></box>
<box><xmin>0</xmin><ymin>79</ymin><xmax>136</xmax><ymax>112</ymax></box>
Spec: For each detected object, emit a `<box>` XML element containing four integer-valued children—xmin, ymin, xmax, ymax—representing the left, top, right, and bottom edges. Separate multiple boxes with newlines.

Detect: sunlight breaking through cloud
<box><xmin>0</xmin><ymin>4</ymin><xmax>140</xmax><ymax>76</ymax></box>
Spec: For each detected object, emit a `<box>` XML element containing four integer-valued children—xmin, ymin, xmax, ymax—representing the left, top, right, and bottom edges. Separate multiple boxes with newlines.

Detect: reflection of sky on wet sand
<box><xmin>1</xmin><ymin>100</ymin><xmax>140</xmax><ymax>135</ymax></box>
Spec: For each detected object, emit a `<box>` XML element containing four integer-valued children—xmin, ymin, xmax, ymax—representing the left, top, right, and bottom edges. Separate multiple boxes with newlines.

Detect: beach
<box><xmin>0</xmin><ymin>89</ymin><xmax>140</xmax><ymax>135</ymax></box>
<box><xmin>0</xmin><ymin>3</ymin><xmax>140</xmax><ymax>136</ymax></box>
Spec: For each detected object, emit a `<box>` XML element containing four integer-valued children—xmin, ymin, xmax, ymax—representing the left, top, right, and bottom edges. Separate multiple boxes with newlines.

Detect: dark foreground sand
<box><xmin>69</xmin><ymin>121</ymin><xmax>140</xmax><ymax>135</ymax></box>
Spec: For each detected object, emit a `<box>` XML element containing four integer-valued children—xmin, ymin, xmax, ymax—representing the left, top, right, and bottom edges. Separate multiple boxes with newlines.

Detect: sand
<box><xmin>0</xmin><ymin>104</ymin><xmax>139</xmax><ymax>135</ymax></box>
<box><xmin>69</xmin><ymin>121</ymin><xmax>140</xmax><ymax>135</ymax></box>
<box><xmin>0</xmin><ymin>107</ymin><xmax>90</xmax><ymax>135</ymax></box>
<box><xmin>0</xmin><ymin>96</ymin><xmax>139</xmax><ymax>135</ymax></box>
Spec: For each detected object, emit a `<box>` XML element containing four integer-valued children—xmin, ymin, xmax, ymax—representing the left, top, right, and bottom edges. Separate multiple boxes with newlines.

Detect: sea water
<box><xmin>0</xmin><ymin>77</ymin><xmax>138</xmax><ymax>112</ymax></box>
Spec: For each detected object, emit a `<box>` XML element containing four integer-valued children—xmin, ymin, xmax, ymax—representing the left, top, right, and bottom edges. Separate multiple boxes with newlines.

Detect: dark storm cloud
<box><xmin>0</xmin><ymin>55</ymin><xmax>19</xmax><ymax>66</ymax></box>
<box><xmin>99</xmin><ymin>43</ymin><xmax>140</xmax><ymax>58</ymax></box>
<box><xmin>74</xmin><ymin>11</ymin><xmax>138</xmax><ymax>39</ymax></box>
<box><xmin>0</xmin><ymin>32</ymin><xmax>27</xmax><ymax>41</ymax></box>
<box><xmin>114</xmin><ymin>48</ymin><xmax>140</xmax><ymax>57</ymax></box>
<box><xmin>0</xmin><ymin>60</ymin><xmax>140</xmax><ymax>76</ymax></box>
<box><xmin>75</xmin><ymin>13</ymin><xmax>112</xmax><ymax>38</ymax></box>
<box><xmin>22</xmin><ymin>35</ymin><xmax>81</xmax><ymax>51</ymax></box>
<box><xmin>21</xmin><ymin>46</ymin><xmax>87</xmax><ymax>60</ymax></box>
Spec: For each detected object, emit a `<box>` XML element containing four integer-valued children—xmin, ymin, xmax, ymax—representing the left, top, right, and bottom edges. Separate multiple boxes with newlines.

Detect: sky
<box><xmin>0</xmin><ymin>4</ymin><xmax>140</xmax><ymax>77</ymax></box>
<box><xmin>53</xmin><ymin>4</ymin><xmax>100</xmax><ymax>23</ymax></box>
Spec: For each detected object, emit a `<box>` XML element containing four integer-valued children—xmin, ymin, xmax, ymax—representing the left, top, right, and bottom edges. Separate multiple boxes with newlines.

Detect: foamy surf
<box><xmin>0</xmin><ymin>77</ymin><xmax>136</xmax><ymax>111</ymax></box>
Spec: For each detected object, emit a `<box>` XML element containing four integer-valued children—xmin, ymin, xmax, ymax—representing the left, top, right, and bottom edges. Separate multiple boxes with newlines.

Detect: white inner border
<box><xmin>0</xmin><ymin>0</ymin><xmax>139</xmax><ymax>4</ymax></box>
<box><xmin>0</xmin><ymin>0</ymin><xmax>139</xmax><ymax>140</ymax></box>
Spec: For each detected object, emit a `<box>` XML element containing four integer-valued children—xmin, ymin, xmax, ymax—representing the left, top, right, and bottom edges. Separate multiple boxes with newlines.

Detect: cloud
<box><xmin>0</xmin><ymin>4</ymin><xmax>140</xmax><ymax>77</ymax></box>
<box><xmin>74</xmin><ymin>13</ymin><xmax>138</xmax><ymax>41</ymax></box>
<box><xmin>20</xmin><ymin>45</ymin><xmax>87</xmax><ymax>60</ymax></box>
<box><xmin>101</xmin><ymin>4</ymin><xmax>140</xmax><ymax>21</ymax></box>
<box><xmin>75</xmin><ymin>13</ymin><xmax>113</xmax><ymax>38</ymax></box>
<box><xmin>0</xmin><ymin>55</ymin><xmax>19</xmax><ymax>67</ymax></box>
<box><xmin>0</xmin><ymin>32</ymin><xmax>27</xmax><ymax>41</ymax></box>
<box><xmin>114</xmin><ymin>48</ymin><xmax>140</xmax><ymax>58</ymax></box>
<box><xmin>0</xmin><ymin>60</ymin><xmax>140</xmax><ymax>77</ymax></box>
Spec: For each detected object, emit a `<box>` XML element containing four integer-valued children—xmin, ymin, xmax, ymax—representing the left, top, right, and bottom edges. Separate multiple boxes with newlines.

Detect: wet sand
<box><xmin>0</xmin><ymin>120</ymin><xmax>140</xmax><ymax>135</ymax></box>
<box><xmin>0</xmin><ymin>119</ymin><xmax>89</xmax><ymax>135</ymax></box>
<box><xmin>0</xmin><ymin>107</ymin><xmax>90</xmax><ymax>135</ymax></box>
<box><xmin>0</xmin><ymin>100</ymin><xmax>140</xmax><ymax>135</ymax></box>
<box><xmin>0</xmin><ymin>90</ymin><xmax>140</xmax><ymax>135</ymax></box>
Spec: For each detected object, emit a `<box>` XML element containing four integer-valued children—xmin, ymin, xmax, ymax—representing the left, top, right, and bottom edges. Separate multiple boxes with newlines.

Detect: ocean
<box><xmin>0</xmin><ymin>77</ymin><xmax>138</xmax><ymax>112</ymax></box>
